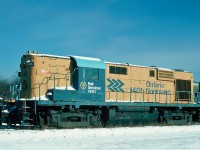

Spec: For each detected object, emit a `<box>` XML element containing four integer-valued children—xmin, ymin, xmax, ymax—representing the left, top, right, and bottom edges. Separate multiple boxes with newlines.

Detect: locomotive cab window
<box><xmin>109</xmin><ymin>66</ymin><xmax>127</xmax><ymax>75</ymax></box>
<box><xmin>83</xmin><ymin>68</ymin><xmax>99</xmax><ymax>80</ymax></box>
<box><xmin>150</xmin><ymin>70</ymin><xmax>155</xmax><ymax>77</ymax></box>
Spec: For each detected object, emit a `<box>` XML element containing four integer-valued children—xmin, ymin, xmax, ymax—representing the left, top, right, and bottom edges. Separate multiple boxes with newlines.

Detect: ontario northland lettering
<box><xmin>130</xmin><ymin>81</ymin><xmax>170</xmax><ymax>95</ymax></box>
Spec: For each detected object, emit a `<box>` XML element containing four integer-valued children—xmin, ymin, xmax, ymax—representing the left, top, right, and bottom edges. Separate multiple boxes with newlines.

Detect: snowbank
<box><xmin>0</xmin><ymin>125</ymin><xmax>200</xmax><ymax>150</ymax></box>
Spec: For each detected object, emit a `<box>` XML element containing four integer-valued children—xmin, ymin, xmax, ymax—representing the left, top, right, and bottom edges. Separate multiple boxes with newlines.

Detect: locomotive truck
<box><xmin>1</xmin><ymin>51</ymin><xmax>200</xmax><ymax>128</ymax></box>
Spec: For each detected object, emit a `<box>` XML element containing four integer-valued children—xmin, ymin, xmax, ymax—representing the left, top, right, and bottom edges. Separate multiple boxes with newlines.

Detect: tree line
<box><xmin>0</xmin><ymin>74</ymin><xmax>19</xmax><ymax>100</ymax></box>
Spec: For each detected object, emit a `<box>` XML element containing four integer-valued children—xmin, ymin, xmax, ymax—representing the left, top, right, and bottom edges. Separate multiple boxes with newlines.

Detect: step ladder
<box><xmin>21</xmin><ymin>100</ymin><xmax>34</xmax><ymax>127</ymax></box>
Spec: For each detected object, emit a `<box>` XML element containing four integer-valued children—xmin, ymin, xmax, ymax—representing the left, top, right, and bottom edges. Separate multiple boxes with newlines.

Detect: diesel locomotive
<box><xmin>0</xmin><ymin>51</ymin><xmax>200</xmax><ymax>128</ymax></box>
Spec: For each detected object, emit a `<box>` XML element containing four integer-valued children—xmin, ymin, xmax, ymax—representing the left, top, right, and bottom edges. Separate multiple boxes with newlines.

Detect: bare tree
<box><xmin>0</xmin><ymin>72</ymin><xmax>20</xmax><ymax>100</ymax></box>
<box><xmin>0</xmin><ymin>75</ymin><xmax>9</xmax><ymax>99</ymax></box>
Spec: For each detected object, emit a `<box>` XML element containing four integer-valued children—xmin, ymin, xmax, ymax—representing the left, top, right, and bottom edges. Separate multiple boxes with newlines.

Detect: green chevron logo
<box><xmin>107</xmin><ymin>79</ymin><xmax>124</xmax><ymax>92</ymax></box>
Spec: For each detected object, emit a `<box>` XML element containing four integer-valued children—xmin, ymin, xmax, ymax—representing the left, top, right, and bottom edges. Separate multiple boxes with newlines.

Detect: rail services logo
<box><xmin>80</xmin><ymin>81</ymin><xmax>87</xmax><ymax>90</ymax></box>
<box><xmin>107</xmin><ymin>79</ymin><xmax>124</xmax><ymax>92</ymax></box>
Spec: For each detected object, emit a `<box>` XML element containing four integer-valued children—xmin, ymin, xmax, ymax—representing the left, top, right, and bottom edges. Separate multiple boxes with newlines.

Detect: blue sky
<box><xmin>0</xmin><ymin>0</ymin><xmax>200</xmax><ymax>81</ymax></box>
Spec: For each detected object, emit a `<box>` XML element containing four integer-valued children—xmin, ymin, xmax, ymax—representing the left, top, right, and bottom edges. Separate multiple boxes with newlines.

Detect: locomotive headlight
<box><xmin>25</xmin><ymin>60</ymin><xmax>34</xmax><ymax>66</ymax></box>
<box><xmin>26</xmin><ymin>60</ymin><xmax>30</xmax><ymax>63</ymax></box>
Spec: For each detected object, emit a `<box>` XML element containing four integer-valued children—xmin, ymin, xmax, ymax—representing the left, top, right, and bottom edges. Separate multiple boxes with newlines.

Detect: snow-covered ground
<box><xmin>0</xmin><ymin>125</ymin><xmax>200</xmax><ymax>150</ymax></box>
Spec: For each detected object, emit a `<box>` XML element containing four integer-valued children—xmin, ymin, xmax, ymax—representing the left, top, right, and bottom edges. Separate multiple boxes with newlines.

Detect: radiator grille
<box><xmin>158</xmin><ymin>70</ymin><xmax>174</xmax><ymax>81</ymax></box>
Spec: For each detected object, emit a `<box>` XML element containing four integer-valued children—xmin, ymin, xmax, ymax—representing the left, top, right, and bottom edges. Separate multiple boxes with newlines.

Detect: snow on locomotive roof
<box><xmin>106</xmin><ymin>61</ymin><xmax>192</xmax><ymax>72</ymax></box>
<box><xmin>105</xmin><ymin>61</ymin><xmax>146</xmax><ymax>68</ymax></box>
<box><xmin>105</xmin><ymin>61</ymin><xmax>174</xmax><ymax>71</ymax></box>
<box><xmin>27</xmin><ymin>51</ymin><xmax>101</xmax><ymax>61</ymax></box>
<box><xmin>27</xmin><ymin>51</ymin><xmax>189</xmax><ymax>72</ymax></box>
<box><xmin>27</xmin><ymin>51</ymin><xmax>70</xmax><ymax>59</ymax></box>
<box><xmin>70</xmin><ymin>55</ymin><xmax>101</xmax><ymax>61</ymax></box>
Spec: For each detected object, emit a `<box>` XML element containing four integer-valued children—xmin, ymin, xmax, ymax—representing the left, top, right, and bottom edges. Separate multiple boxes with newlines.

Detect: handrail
<box><xmin>32</xmin><ymin>72</ymin><xmax>70</xmax><ymax>100</ymax></box>
<box><xmin>106</xmin><ymin>88</ymin><xmax>193</xmax><ymax>104</ymax></box>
